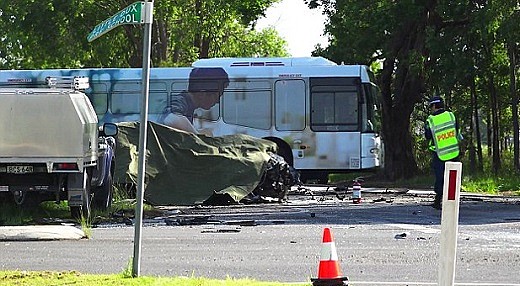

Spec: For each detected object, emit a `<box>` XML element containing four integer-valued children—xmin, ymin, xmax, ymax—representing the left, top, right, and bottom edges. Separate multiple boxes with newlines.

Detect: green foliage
<box><xmin>218</xmin><ymin>26</ymin><xmax>289</xmax><ymax>58</ymax></box>
<box><xmin>121</xmin><ymin>258</ymin><xmax>134</xmax><ymax>279</ymax></box>
<box><xmin>308</xmin><ymin>0</ymin><xmax>520</xmax><ymax>181</ymax></box>
<box><xmin>77</xmin><ymin>212</ymin><xmax>93</xmax><ymax>238</ymax></box>
<box><xmin>0</xmin><ymin>203</ymin><xmax>31</xmax><ymax>225</ymax></box>
<box><xmin>0</xmin><ymin>0</ymin><xmax>286</xmax><ymax>68</ymax></box>
<box><xmin>461</xmin><ymin>149</ymin><xmax>520</xmax><ymax>195</ymax></box>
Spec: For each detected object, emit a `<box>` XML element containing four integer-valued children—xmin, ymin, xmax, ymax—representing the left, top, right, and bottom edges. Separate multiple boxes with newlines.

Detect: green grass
<box><xmin>0</xmin><ymin>201</ymin><xmax>71</xmax><ymax>226</ymax></box>
<box><xmin>328</xmin><ymin>172</ymin><xmax>433</xmax><ymax>189</ymax></box>
<box><xmin>462</xmin><ymin>175</ymin><xmax>520</xmax><ymax>195</ymax></box>
<box><xmin>329</xmin><ymin>171</ymin><xmax>520</xmax><ymax>196</ymax></box>
<box><xmin>0</xmin><ymin>184</ymin><xmax>158</xmax><ymax>227</ymax></box>
<box><xmin>0</xmin><ymin>198</ymin><xmax>159</xmax><ymax>226</ymax></box>
<box><xmin>0</xmin><ymin>271</ymin><xmax>306</xmax><ymax>286</ymax></box>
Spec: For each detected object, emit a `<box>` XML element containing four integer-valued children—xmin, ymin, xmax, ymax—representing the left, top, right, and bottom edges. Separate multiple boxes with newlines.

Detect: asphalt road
<box><xmin>1</xmin><ymin>188</ymin><xmax>520</xmax><ymax>285</ymax></box>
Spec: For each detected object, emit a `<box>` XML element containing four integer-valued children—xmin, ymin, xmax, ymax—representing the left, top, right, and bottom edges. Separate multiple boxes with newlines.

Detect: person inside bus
<box><xmin>160</xmin><ymin>67</ymin><xmax>229</xmax><ymax>134</ymax></box>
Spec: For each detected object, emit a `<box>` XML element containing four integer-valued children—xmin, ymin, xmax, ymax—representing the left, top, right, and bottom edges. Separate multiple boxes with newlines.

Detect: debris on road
<box><xmin>394</xmin><ymin>232</ymin><xmax>409</xmax><ymax>239</ymax></box>
<box><xmin>201</xmin><ymin>227</ymin><xmax>241</xmax><ymax>233</ymax></box>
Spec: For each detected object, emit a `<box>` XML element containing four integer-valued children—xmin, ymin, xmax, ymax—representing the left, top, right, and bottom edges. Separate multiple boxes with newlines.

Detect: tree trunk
<box><xmin>193</xmin><ymin>0</ymin><xmax>203</xmax><ymax>57</ymax></box>
<box><xmin>470</xmin><ymin>75</ymin><xmax>483</xmax><ymax>172</ymax></box>
<box><xmin>509</xmin><ymin>41</ymin><xmax>519</xmax><ymax>170</ymax></box>
<box><xmin>486</xmin><ymin>110</ymin><xmax>492</xmax><ymax>158</ymax></box>
<box><xmin>379</xmin><ymin>10</ymin><xmax>431</xmax><ymax>181</ymax></box>
<box><xmin>380</xmin><ymin>58</ymin><xmax>421</xmax><ymax>180</ymax></box>
<box><xmin>381</xmin><ymin>97</ymin><xmax>419</xmax><ymax>180</ymax></box>
<box><xmin>123</xmin><ymin>25</ymin><xmax>142</xmax><ymax>67</ymax></box>
<box><xmin>154</xmin><ymin>18</ymin><xmax>169</xmax><ymax>65</ymax></box>
<box><xmin>200</xmin><ymin>37</ymin><xmax>210</xmax><ymax>59</ymax></box>
<box><xmin>468</xmin><ymin>85</ymin><xmax>476</xmax><ymax>174</ymax></box>
<box><xmin>489</xmin><ymin>75</ymin><xmax>501</xmax><ymax>174</ymax></box>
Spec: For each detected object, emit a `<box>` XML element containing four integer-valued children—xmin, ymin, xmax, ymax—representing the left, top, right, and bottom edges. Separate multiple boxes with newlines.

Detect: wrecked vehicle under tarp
<box><xmin>114</xmin><ymin>122</ymin><xmax>297</xmax><ymax>206</ymax></box>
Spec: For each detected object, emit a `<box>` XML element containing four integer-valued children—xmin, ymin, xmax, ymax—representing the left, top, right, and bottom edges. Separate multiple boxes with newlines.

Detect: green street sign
<box><xmin>87</xmin><ymin>1</ymin><xmax>144</xmax><ymax>42</ymax></box>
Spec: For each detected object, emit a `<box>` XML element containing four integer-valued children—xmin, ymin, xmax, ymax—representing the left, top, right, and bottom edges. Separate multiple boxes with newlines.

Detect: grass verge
<box><xmin>0</xmin><ymin>270</ymin><xmax>306</xmax><ymax>286</ymax></box>
<box><xmin>329</xmin><ymin>171</ymin><xmax>520</xmax><ymax>196</ymax></box>
<box><xmin>0</xmin><ymin>184</ymin><xmax>156</xmax><ymax>226</ymax></box>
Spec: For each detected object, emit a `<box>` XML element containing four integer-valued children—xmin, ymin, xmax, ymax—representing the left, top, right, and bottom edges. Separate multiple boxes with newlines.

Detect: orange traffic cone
<box><xmin>311</xmin><ymin>227</ymin><xmax>349</xmax><ymax>286</ymax></box>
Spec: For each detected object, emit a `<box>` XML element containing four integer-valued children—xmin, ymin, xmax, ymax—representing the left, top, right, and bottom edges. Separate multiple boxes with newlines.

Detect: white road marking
<box><xmin>387</xmin><ymin>223</ymin><xmax>441</xmax><ymax>234</ymax></box>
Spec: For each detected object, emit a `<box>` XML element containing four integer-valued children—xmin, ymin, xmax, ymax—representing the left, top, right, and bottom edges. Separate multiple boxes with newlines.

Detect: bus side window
<box><xmin>222</xmin><ymin>90</ymin><xmax>271</xmax><ymax>130</ymax></box>
<box><xmin>275</xmin><ymin>79</ymin><xmax>305</xmax><ymax>131</ymax></box>
<box><xmin>310</xmin><ymin>85</ymin><xmax>358</xmax><ymax>131</ymax></box>
<box><xmin>363</xmin><ymin>83</ymin><xmax>381</xmax><ymax>133</ymax></box>
<box><xmin>110</xmin><ymin>81</ymin><xmax>167</xmax><ymax>118</ymax></box>
<box><xmin>149</xmin><ymin>92</ymin><xmax>168</xmax><ymax>113</ymax></box>
<box><xmin>111</xmin><ymin>92</ymin><xmax>167</xmax><ymax>113</ymax></box>
<box><xmin>86</xmin><ymin>83</ymin><xmax>108</xmax><ymax>116</ymax></box>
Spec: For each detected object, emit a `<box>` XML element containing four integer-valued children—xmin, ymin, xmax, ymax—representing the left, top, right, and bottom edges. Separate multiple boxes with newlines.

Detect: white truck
<box><xmin>0</xmin><ymin>77</ymin><xmax>117</xmax><ymax>218</ymax></box>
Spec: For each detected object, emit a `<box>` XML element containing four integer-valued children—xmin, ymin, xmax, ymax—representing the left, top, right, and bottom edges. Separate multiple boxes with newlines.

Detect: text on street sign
<box><xmin>87</xmin><ymin>1</ymin><xmax>144</xmax><ymax>42</ymax></box>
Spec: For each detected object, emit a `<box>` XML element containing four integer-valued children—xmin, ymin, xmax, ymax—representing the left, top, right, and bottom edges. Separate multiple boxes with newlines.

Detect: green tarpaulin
<box><xmin>113</xmin><ymin>122</ymin><xmax>277</xmax><ymax>205</ymax></box>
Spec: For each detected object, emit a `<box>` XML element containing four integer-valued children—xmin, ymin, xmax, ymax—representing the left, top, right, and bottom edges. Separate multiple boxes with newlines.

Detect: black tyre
<box><xmin>92</xmin><ymin>172</ymin><xmax>113</xmax><ymax>211</ymax></box>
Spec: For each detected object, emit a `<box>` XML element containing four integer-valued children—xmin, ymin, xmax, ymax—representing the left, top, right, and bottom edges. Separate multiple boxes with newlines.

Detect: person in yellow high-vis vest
<box><xmin>424</xmin><ymin>96</ymin><xmax>462</xmax><ymax>210</ymax></box>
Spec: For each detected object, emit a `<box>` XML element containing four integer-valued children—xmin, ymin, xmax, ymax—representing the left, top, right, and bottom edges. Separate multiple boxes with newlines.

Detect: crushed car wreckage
<box><xmin>114</xmin><ymin>122</ymin><xmax>299</xmax><ymax>206</ymax></box>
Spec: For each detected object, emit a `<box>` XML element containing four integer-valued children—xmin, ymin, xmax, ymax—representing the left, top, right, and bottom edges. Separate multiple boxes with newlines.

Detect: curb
<box><xmin>0</xmin><ymin>225</ymin><xmax>86</xmax><ymax>241</ymax></box>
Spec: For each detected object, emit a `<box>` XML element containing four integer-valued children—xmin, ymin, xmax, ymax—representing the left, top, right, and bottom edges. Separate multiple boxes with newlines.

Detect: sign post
<box><xmin>87</xmin><ymin>0</ymin><xmax>154</xmax><ymax>278</ymax></box>
<box><xmin>131</xmin><ymin>1</ymin><xmax>153</xmax><ymax>278</ymax></box>
<box><xmin>438</xmin><ymin>161</ymin><xmax>462</xmax><ymax>286</ymax></box>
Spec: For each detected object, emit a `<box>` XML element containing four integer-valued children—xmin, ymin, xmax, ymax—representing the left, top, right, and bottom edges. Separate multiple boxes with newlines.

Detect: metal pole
<box><xmin>132</xmin><ymin>0</ymin><xmax>153</xmax><ymax>278</ymax></box>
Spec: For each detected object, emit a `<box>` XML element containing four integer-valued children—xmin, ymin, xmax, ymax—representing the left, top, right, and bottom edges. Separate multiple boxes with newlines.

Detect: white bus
<box><xmin>0</xmin><ymin>57</ymin><xmax>382</xmax><ymax>182</ymax></box>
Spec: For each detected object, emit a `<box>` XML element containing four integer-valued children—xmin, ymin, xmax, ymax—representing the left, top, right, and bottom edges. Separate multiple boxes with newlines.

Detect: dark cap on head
<box><xmin>188</xmin><ymin>67</ymin><xmax>229</xmax><ymax>93</ymax></box>
<box><xmin>429</xmin><ymin>96</ymin><xmax>444</xmax><ymax>107</ymax></box>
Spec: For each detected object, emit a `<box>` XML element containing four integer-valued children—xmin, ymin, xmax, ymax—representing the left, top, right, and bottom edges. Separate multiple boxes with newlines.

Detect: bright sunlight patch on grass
<box><xmin>462</xmin><ymin>175</ymin><xmax>520</xmax><ymax>195</ymax></box>
<box><xmin>0</xmin><ymin>271</ymin><xmax>307</xmax><ymax>286</ymax></box>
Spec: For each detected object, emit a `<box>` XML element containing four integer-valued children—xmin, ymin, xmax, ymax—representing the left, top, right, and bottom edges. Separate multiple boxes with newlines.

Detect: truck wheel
<box><xmin>93</xmin><ymin>172</ymin><xmax>113</xmax><ymax>211</ymax></box>
<box><xmin>70</xmin><ymin>172</ymin><xmax>92</xmax><ymax>220</ymax></box>
<box><xmin>13</xmin><ymin>190</ymin><xmax>41</xmax><ymax>208</ymax></box>
<box><xmin>70</xmin><ymin>190</ymin><xmax>92</xmax><ymax>220</ymax></box>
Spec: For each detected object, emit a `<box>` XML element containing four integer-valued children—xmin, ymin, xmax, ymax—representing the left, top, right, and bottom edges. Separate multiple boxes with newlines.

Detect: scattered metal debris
<box><xmin>225</xmin><ymin>220</ymin><xmax>257</xmax><ymax>226</ymax></box>
<box><xmin>164</xmin><ymin>216</ymin><xmax>216</xmax><ymax>226</ymax></box>
<box><xmin>394</xmin><ymin>233</ymin><xmax>409</xmax><ymax>239</ymax></box>
<box><xmin>201</xmin><ymin>227</ymin><xmax>241</xmax><ymax>233</ymax></box>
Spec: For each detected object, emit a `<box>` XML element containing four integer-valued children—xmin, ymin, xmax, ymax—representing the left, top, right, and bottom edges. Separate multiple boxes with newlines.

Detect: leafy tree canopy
<box><xmin>0</xmin><ymin>0</ymin><xmax>287</xmax><ymax>69</ymax></box>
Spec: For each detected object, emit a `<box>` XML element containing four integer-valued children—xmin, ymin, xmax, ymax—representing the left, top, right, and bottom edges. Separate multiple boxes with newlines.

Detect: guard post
<box><xmin>438</xmin><ymin>161</ymin><xmax>462</xmax><ymax>286</ymax></box>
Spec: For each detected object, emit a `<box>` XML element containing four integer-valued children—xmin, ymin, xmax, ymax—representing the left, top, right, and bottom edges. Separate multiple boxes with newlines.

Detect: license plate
<box><xmin>7</xmin><ymin>165</ymin><xmax>34</xmax><ymax>174</ymax></box>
